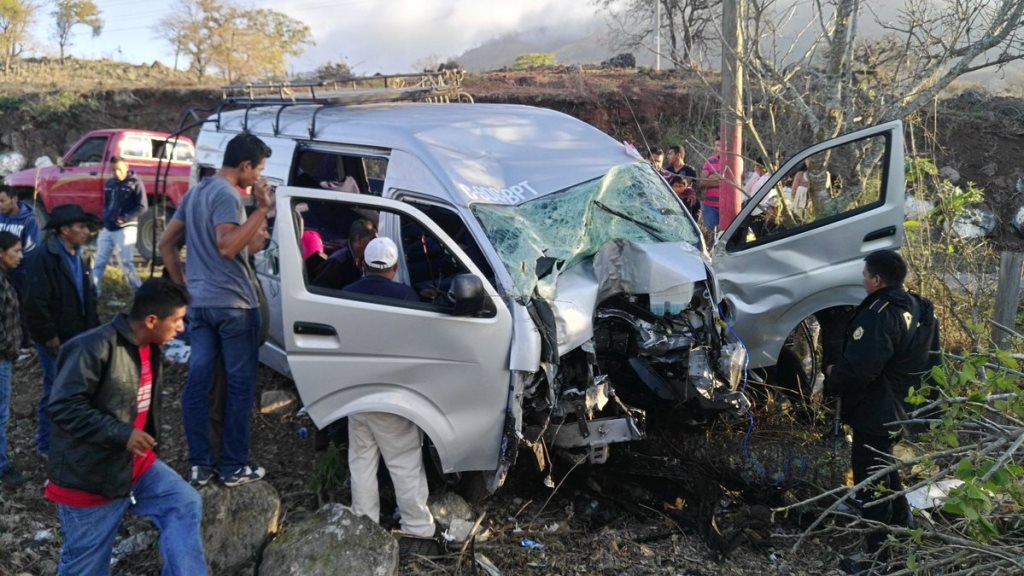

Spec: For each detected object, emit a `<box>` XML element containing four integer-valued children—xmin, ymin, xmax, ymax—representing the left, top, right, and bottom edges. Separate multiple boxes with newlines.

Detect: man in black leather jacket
<box><xmin>45</xmin><ymin>279</ymin><xmax>208</xmax><ymax>575</ymax></box>
<box><xmin>825</xmin><ymin>249</ymin><xmax>941</xmax><ymax>570</ymax></box>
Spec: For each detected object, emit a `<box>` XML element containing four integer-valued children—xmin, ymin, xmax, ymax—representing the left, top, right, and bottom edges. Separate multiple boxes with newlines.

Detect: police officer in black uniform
<box><xmin>825</xmin><ymin>249</ymin><xmax>940</xmax><ymax>571</ymax></box>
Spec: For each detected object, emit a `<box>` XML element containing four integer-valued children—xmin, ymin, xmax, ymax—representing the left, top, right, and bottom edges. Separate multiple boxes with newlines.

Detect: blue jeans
<box><xmin>56</xmin><ymin>460</ymin><xmax>208</xmax><ymax>576</ymax></box>
<box><xmin>0</xmin><ymin>360</ymin><xmax>11</xmax><ymax>475</ymax></box>
<box><xmin>92</xmin><ymin>227</ymin><xmax>142</xmax><ymax>293</ymax></box>
<box><xmin>702</xmin><ymin>205</ymin><xmax>720</xmax><ymax>229</ymax></box>
<box><xmin>183</xmin><ymin>307</ymin><xmax>261</xmax><ymax>475</ymax></box>
<box><xmin>36</xmin><ymin>344</ymin><xmax>58</xmax><ymax>454</ymax></box>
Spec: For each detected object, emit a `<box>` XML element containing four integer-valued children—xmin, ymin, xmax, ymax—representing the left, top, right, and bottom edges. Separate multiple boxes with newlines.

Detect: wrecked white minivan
<box><xmin>185</xmin><ymin>81</ymin><xmax>905</xmax><ymax>495</ymax></box>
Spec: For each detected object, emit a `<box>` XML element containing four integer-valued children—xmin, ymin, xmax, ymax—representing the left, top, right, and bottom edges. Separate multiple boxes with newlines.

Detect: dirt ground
<box><xmin>0</xmin><ymin>283</ymin><xmax>859</xmax><ymax>576</ymax></box>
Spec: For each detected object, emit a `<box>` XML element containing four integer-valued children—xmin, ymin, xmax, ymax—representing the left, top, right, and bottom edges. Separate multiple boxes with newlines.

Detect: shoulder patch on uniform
<box><xmin>869</xmin><ymin>300</ymin><xmax>890</xmax><ymax>313</ymax></box>
<box><xmin>852</xmin><ymin>326</ymin><xmax>864</xmax><ymax>340</ymax></box>
<box><xmin>903</xmin><ymin>311</ymin><xmax>913</xmax><ymax>329</ymax></box>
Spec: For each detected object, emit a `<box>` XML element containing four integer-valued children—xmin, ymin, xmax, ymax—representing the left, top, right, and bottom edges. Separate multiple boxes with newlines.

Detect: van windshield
<box><xmin>472</xmin><ymin>162</ymin><xmax>702</xmax><ymax>297</ymax></box>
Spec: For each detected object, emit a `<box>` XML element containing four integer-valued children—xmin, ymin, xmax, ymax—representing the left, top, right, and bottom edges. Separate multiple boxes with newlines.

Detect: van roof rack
<box><xmin>221</xmin><ymin>70</ymin><xmax>472</xmax><ymax>106</ymax></box>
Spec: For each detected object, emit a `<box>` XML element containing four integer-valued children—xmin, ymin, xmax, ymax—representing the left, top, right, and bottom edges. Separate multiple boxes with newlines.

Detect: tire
<box><xmin>455</xmin><ymin>470</ymin><xmax>494</xmax><ymax>503</ymax></box>
<box><xmin>138</xmin><ymin>203</ymin><xmax>171</xmax><ymax>264</ymax></box>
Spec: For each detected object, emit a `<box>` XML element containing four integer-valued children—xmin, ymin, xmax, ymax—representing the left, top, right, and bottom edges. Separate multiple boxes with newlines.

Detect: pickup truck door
<box><xmin>275</xmin><ymin>186</ymin><xmax>514</xmax><ymax>474</ymax></box>
<box><xmin>51</xmin><ymin>135</ymin><xmax>110</xmax><ymax>215</ymax></box>
<box><xmin>713</xmin><ymin>121</ymin><xmax>905</xmax><ymax>368</ymax></box>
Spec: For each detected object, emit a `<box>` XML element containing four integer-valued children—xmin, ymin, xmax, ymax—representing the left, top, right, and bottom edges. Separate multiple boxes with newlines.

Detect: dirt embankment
<box><xmin>1</xmin><ymin>67</ymin><xmax>1021</xmax><ymax>244</ymax></box>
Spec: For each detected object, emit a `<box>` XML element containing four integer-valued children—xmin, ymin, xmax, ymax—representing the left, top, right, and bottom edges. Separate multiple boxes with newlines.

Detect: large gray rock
<box><xmin>201</xmin><ymin>481</ymin><xmax>281</xmax><ymax>573</ymax></box>
<box><xmin>260</xmin><ymin>504</ymin><xmax>399</xmax><ymax>576</ymax></box>
<box><xmin>429</xmin><ymin>491</ymin><xmax>477</xmax><ymax>542</ymax></box>
<box><xmin>260</xmin><ymin>390</ymin><xmax>298</xmax><ymax>415</ymax></box>
<box><xmin>950</xmin><ymin>205</ymin><xmax>998</xmax><ymax>239</ymax></box>
<box><xmin>428</xmin><ymin>491</ymin><xmax>474</xmax><ymax>525</ymax></box>
<box><xmin>1013</xmin><ymin>206</ymin><xmax>1024</xmax><ymax>238</ymax></box>
<box><xmin>939</xmin><ymin>166</ymin><xmax>961</xmax><ymax>184</ymax></box>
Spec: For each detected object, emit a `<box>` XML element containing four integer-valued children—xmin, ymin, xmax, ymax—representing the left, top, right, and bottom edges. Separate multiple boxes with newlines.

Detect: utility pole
<box><xmin>719</xmin><ymin>0</ymin><xmax>744</xmax><ymax>230</ymax></box>
<box><xmin>655</xmin><ymin>0</ymin><xmax>662</xmax><ymax>71</ymax></box>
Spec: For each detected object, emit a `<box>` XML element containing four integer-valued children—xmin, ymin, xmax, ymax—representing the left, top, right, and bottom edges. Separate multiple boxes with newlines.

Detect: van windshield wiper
<box><xmin>592</xmin><ymin>200</ymin><xmax>668</xmax><ymax>242</ymax></box>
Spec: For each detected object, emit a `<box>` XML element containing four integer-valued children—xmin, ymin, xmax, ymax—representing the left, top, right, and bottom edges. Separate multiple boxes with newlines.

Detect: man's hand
<box><xmin>252</xmin><ymin>177</ymin><xmax>272</xmax><ymax>210</ymax></box>
<box><xmin>126</xmin><ymin>429</ymin><xmax>156</xmax><ymax>457</ymax></box>
<box><xmin>45</xmin><ymin>337</ymin><xmax>60</xmax><ymax>358</ymax></box>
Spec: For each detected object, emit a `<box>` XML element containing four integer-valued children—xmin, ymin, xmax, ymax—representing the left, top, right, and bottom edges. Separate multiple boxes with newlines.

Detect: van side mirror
<box><xmin>446</xmin><ymin>274</ymin><xmax>494</xmax><ymax>317</ymax></box>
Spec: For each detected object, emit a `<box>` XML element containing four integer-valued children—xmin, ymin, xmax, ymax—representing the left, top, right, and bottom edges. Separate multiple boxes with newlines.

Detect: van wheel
<box><xmin>455</xmin><ymin>471</ymin><xmax>493</xmax><ymax>503</ymax></box>
<box><xmin>138</xmin><ymin>204</ymin><xmax>171</xmax><ymax>264</ymax></box>
<box><xmin>32</xmin><ymin>199</ymin><xmax>49</xmax><ymax>229</ymax></box>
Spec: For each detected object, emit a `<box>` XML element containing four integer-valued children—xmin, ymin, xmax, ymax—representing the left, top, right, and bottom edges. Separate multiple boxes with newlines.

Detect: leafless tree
<box><xmin>741</xmin><ymin>0</ymin><xmax>1024</xmax><ymax>212</ymax></box>
<box><xmin>595</xmin><ymin>0</ymin><xmax>723</xmax><ymax>68</ymax></box>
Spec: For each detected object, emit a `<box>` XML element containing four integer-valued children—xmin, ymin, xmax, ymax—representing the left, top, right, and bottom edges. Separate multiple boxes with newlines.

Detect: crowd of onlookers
<box><xmin>647</xmin><ymin>141</ymin><xmax>815</xmax><ymax>242</ymax></box>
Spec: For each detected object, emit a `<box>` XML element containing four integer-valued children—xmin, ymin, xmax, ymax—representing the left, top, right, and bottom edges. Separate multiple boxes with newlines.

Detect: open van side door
<box><xmin>274</xmin><ymin>186</ymin><xmax>514</xmax><ymax>474</ymax></box>
<box><xmin>713</xmin><ymin>120</ymin><xmax>905</xmax><ymax>368</ymax></box>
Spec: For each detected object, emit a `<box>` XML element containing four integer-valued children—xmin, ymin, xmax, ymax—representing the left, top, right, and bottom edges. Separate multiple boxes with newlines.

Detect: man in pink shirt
<box><xmin>700</xmin><ymin>139</ymin><xmax>725</xmax><ymax>229</ymax></box>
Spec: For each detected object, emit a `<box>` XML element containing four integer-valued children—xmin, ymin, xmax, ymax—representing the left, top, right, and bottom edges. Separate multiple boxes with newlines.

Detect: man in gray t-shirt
<box><xmin>159</xmin><ymin>133</ymin><xmax>273</xmax><ymax>488</ymax></box>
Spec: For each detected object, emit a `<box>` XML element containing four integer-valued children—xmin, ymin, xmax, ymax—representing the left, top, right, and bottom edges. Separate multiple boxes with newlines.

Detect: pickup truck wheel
<box><xmin>138</xmin><ymin>205</ymin><xmax>171</xmax><ymax>264</ymax></box>
<box><xmin>32</xmin><ymin>199</ymin><xmax>49</xmax><ymax>229</ymax></box>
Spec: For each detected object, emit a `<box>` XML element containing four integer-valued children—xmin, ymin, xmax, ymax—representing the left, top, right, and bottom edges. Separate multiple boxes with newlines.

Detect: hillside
<box><xmin>0</xmin><ymin>63</ymin><xmax>1021</xmax><ymax>247</ymax></box>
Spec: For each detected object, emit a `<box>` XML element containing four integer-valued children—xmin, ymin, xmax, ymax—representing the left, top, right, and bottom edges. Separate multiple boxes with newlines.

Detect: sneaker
<box><xmin>221</xmin><ymin>465</ymin><xmax>265</xmax><ymax>487</ymax></box>
<box><xmin>0</xmin><ymin>467</ymin><xmax>28</xmax><ymax>488</ymax></box>
<box><xmin>189</xmin><ymin>465</ymin><xmax>217</xmax><ymax>487</ymax></box>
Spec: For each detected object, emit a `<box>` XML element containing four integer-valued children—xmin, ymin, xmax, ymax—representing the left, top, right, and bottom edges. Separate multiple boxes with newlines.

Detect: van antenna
<box><xmin>622</xmin><ymin>95</ymin><xmax>652</xmax><ymax>157</ymax></box>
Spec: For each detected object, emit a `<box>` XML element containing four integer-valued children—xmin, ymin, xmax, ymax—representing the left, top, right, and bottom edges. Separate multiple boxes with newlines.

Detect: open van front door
<box><xmin>274</xmin><ymin>186</ymin><xmax>514</xmax><ymax>475</ymax></box>
<box><xmin>713</xmin><ymin>120</ymin><xmax>906</xmax><ymax>369</ymax></box>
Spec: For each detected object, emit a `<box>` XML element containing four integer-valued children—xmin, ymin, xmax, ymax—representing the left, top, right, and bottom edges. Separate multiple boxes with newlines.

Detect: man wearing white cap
<box><xmin>342</xmin><ymin>237</ymin><xmax>437</xmax><ymax>547</ymax></box>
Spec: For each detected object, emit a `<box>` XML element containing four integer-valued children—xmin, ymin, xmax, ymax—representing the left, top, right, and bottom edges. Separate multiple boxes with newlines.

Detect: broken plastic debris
<box><xmin>113</xmin><ymin>531</ymin><xmax>157</xmax><ymax>557</ymax></box>
<box><xmin>520</xmin><ymin>538</ymin><xmax>544</xmax><ymax>550</ymax></box>
<box><xmin>33</xmin><ymin>529</ymin><xmax>54</xmax><ymax>543</ymax></box>
<box><xmin>544</xmin><ymin>522</ymin><xmax>561</xmax><ymax>533</ymax></box>
<box><xmin>906</xmin><ymin>479</ymin><xmax>965</xmax><ymax>510</ymax></box>
<box><xmin>474</xmin><ymin>553</ymin><xmax>503</xmax><ymax>576</ymax></box>
<box><xmin>163</xmin><ymin>339</ymin><xmax>190</xmax><ymax>364</ymax></box>
<box><xmin>543</xmin><ymin>475</ymin><xmax>555</xmax><ymax>488</ymax></box>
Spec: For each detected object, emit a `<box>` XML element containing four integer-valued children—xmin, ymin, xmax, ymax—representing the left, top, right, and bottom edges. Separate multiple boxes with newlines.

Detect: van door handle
<box><xmin>863</xmin><ymin>226</ymin><xmax>896</xmax><ymax>242</ymax></box>
<box><xmin>293</xmin><ymin>321</ymin><xmax>336</xmax><ymax>336</ymax></box>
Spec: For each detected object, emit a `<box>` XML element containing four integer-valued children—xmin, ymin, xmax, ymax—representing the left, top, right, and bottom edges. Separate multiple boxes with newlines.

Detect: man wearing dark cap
<box><xmin>825</xmin><ymin>249</ymin><xmax>940</xmax><ymax>573</ymax></box>
<box><xmin>23</xmin><ymin>205</ymin><xmax>100</xmax><ymax>454</ymax></box>
<box><xmin>342</xmin><ymin>237</ymin><xmax>437</xmax><ymax>551</ymax></box>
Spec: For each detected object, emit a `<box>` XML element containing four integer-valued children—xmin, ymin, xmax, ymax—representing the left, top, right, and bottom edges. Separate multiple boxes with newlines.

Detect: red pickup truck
<box><xmin>4</xmin><ymin>129</ymin><xmax>195</xmax><ymax>261</ymax></box>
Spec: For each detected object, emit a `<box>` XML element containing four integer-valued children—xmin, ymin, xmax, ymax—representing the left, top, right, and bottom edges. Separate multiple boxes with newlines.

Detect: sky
<box><xmin>30</xmin><ymin>0</ymin><xmax>600</xmax><ymax>75</ymax></box>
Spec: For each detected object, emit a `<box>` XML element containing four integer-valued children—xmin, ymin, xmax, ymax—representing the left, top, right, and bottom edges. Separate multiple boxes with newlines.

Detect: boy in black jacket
<box><xmin>45</xmin><ymin>279</ymin><xmax>207</xmax><ymax>575</ymax></box>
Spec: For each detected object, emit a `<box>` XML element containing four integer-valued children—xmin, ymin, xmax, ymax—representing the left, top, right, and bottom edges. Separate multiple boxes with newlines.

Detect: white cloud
<box><xmin>272</xmin><ymin>0</ymin><xmax>598</xmax><ymax>74</ymax></box>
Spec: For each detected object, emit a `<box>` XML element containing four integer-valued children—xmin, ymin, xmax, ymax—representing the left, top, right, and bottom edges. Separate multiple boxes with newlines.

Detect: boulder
<box><xmin>260</xmin><ymin>390</ymin><xmax>298</xmax><ymax>415</ymax></box>
<box><xmin>201</xmin><ymin>480</ymin><xmax>281</xmax><ymax>573</ymax></box>
<box><xmin>904</xmin><ymin>195</ymin><xmax>934</xmax><ymax>220</ymax></box>
<box><xmin>949</xmin><ymin>205</ymin><xmax>998</xmax><ymax>239</ymax></box>
<box><xmin>259</xmin><ymin>504</ymin><xmax>399</xmax><ymax>576</ymax></box>
<box><xmin>939</xmin><ymin>166</ymin><xmax>961</xmax><ymax>184</ymax></box>
<box><xmin>429</xmin><ymin>491</ymin><xmax>477</xmax><ymax>542</ymax></box>
<box><xmin>428</xmin><ymin>491</ymin><xmax>474</xmax><ymax>525</ymax></box>
<box><xmin>0</xmin><ymin>151</ymin><xmax>25</xmax><ymax>176</ymax></box>
<box><xmin>1012</xmin><ymin>206</ymin><xmax>1024</xmax><ymax>238</ymax></box>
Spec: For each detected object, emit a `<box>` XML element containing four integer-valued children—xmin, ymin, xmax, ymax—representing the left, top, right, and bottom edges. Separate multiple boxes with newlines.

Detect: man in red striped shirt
<box><xmin>45</xmin><ymin>279</ymin><xmax>206</xmax><ymax>575</ymax></box>
<box><xmin>700</xmin><ymin>139</ymin><xmax>725</xmax><ymax>230</ymax></box>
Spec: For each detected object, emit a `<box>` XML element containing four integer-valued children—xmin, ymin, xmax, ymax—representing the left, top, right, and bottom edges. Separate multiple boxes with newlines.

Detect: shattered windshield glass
<box><xmin>472</xmin><ymin>162</ymin><xmax>702</xmax><ymax>298</ymax></box>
